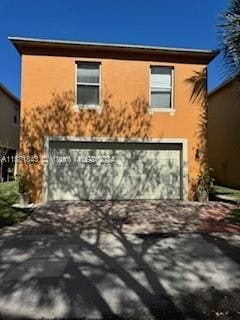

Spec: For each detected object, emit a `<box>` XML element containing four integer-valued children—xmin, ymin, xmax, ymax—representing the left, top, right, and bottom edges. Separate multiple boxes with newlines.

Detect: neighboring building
<box><xmin>10</xmin><ymin>36</ymin><xmax>217</xmax><ymax>203</ymax></box>
<box><xmin>208</xmin><ymin>77</ymin><xmax>240</xmax><ymax>188</ymax></box>
<box><xmin>0</xmin><ymin>83</ymin><xmax>20</xmax><ymax>181</ymax></box>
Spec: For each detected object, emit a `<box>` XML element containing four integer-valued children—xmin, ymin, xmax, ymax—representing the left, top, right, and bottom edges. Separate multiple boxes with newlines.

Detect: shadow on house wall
<box><xmin>20</xmin><ymin>69</ymin><xmax>204</xmax><ymax>203</ymax></box>
<box><xmin>185</xmin><ymin>68</ymin><xmax>208</xmax><ymax>198</ymax></box>
<box><xmin>21</xmin><ymin>92</ymin><xmax>166</xmax><ymax>202</ymax></box>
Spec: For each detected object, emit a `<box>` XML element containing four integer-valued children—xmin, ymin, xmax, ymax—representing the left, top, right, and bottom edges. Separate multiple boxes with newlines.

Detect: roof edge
<box><xmin>9</xmin><ymin>36</ymin><xmax>219</xmax><ymax>63</ymax></box>
<box><xmin>8</xmin><ymin>36</ymin><xmax>218</xmax><ymax>55</ymax></box>
<box><xmin>0</xmin><ymin>83</ymin><xmax>20</xmax><ymax>104</ymax></box>
<box><xmin>208</xmin><ymin>76</ymin><xmax>236</xmax><ymax>96</ymax></box>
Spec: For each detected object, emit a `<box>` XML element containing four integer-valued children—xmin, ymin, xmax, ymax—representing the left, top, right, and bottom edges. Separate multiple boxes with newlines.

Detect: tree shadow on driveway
<box><xmin>0</xmin><ymin>202</ymin><xmax>240</xmax><ymax>319</ymax></box>
<box><xmin>202</xmin><ymin>234</ymin><xmax>240</xmax><ymax>265</ymax></box>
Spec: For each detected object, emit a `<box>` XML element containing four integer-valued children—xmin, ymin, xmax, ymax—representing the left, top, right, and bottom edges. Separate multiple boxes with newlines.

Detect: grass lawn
<box><xmin>211</xmin><ymin>185</ymin><xmax>240</xmax><ymax>224</ymax></box>
<box><xmin>211</xmin><ymin>185</ymin><xmax>240</xmax><ymax>201</ymax></box>
<box><xmin>0</xmin><ymin>181</ymin><xmax>28</xmax><ymax>229</ymax></box>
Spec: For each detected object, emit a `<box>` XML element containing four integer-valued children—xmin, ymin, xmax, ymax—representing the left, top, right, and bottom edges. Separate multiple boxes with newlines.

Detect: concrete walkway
<box><xmin>0</xmin><ymin>231</ymin><xmax>240</xmax><ymax>319</ymax></box>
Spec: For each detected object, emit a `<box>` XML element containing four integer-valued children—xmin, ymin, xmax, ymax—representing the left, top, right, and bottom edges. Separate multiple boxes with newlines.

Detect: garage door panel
<box><xmin>111</xmin><ymin>152</ymin><xmax>180</xmax><ymax>199</ymax></box>
<box><xmin>47</xmin><ymin>142</ymin><xmax>182</xmax><ymax>200</ymax></box>
<box><xmin>48</xmin><ymin>149</ymin><xmax>115</xmax><ymax>200</ymax></box>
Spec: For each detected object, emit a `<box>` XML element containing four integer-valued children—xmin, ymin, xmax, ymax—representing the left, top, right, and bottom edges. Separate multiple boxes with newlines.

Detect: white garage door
<box><xmin>46</xmin><ymin>141</ymin><xmax>182</xmax><ymax>200</ymax></box>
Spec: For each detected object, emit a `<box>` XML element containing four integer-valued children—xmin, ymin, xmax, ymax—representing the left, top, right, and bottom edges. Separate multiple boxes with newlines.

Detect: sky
<box><xmin>0</xmin><ymin>0</ymin><xmax>228</xmax><ymax>98</ymax></box>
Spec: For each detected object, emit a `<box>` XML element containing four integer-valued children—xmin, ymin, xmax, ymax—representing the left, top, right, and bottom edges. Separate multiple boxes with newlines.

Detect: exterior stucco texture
<box><xmin>20</xmin><ymin>50</ymin><xmax>207</xmax><ymax>202</ymax></box>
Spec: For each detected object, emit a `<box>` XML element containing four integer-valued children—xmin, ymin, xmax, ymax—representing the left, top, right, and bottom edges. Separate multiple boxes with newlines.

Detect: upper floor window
<box><xmin>150</xmin><ymin>66</ymin><xmax>173</xmax><ymax>109</ymax></box>
<box><xmin>12</xmin><ymin>106</ymin><xmax>18</xmax><ymax>126</ymax></box>
<box><xmin>76</xmin><ymin>62</ymin><xmax>100</xmax><ymax>107</ymax></box>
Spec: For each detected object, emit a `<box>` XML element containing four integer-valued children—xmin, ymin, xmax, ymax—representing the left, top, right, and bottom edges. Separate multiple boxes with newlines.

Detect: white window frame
<box><xmin>149</xmin><ymin>66</ymin><xmax>175</xmax><ymax>113</ymax></box>
<box><xmin>75</xmin><ymin>62</ymin><xmax>101</xmax><ymax>110</ymax></box>
<box><xmin>12</xmin><ymin>106</ymin><xmax>18</xmax><ymax>126</ymax></box>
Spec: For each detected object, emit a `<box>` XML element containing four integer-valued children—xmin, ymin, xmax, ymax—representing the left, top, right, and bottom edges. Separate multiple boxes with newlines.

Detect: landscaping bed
<box><xmin>0</xmin><ymin>181</ymin><xmax>28</xmax><ymax>228</ymax></box>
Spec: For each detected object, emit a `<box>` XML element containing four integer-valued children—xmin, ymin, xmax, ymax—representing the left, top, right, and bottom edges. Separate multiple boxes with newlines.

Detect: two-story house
<box><xmin>0</xmin><ymin>83</ymin><xmax>20</xmax><ymax>181</ymax></box>
<box><xmin>10</xmin><ymin>37</ymin><xmax>217</xmax><ymax>203</ymax></box>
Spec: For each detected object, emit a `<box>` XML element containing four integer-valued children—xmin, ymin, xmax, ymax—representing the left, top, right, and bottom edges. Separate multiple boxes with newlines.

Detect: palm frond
<box><xmin>219</xmin><ymin>0</ymin><xmax>240</xmax><ymax>80</ymax></box>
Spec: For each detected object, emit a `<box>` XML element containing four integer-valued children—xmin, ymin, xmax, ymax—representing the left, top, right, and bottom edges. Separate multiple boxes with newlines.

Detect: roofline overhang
<box><xmin>9</xmin><ymin>36</ymin><xmax>219</xmax><ymax>64</ymax></box>
<box><xmin>0</xmin><ymin>83</ymin><xmax>20</xmax><ymax>104</ymax></box>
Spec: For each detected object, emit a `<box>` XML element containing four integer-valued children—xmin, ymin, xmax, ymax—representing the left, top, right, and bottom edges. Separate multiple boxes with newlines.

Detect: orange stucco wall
<box><xmin>20</xmin><ymin>53</ymin><xmax>207</xmax><ymax>202</ymax></box>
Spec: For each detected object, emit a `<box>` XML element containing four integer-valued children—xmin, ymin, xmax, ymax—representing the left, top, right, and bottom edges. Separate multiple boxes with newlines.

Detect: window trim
<box><xmin>75</xmin><ymin>61</ymin><xmax>101</xmax><ymax>109</ymax></box>
<box><xmin>149</xmin><ymin>66</ymin><xmax>175</xmax><ymax>112</ymax></box>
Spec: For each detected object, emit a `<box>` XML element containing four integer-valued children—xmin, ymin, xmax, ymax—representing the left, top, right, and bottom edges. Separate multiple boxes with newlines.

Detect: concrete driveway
<box><xmin>0</xmin><ymin>231</ymin><xmax>240</xmax><ymax>319</ymax></box>
<box><xmin>0</xmin><ymin>200</ymin><xmax>240</xmax><ymax>319</ymax></box>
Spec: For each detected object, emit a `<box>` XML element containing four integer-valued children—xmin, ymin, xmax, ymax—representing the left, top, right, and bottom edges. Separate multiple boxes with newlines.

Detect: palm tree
<box><xmin>220</xmin><ymin>0</ymin><xmax>240</xmax><ymax>79</ymax></box>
